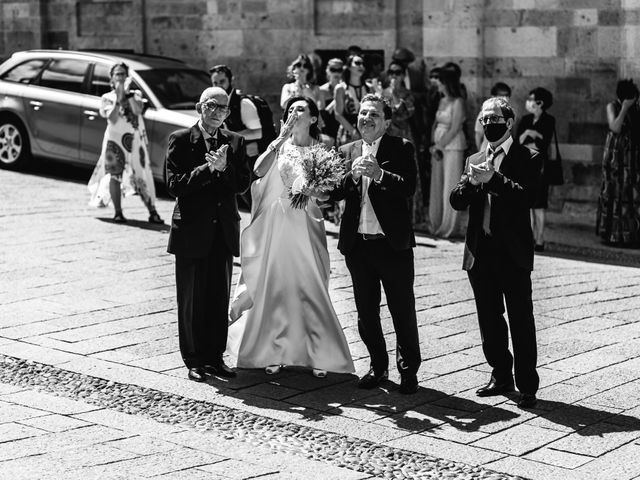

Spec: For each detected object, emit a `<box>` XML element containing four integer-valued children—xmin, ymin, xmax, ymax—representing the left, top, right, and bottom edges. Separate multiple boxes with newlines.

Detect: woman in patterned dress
<box><xmin>88</xmin><ymin>62</ymin><xmax>163</xmax><ymax>224</ymax></box>
<box><xmin>334</xmin><ymin>54</ymin><xmax>372</xmax><ymax>146</ymax></box>
<box><xmin>596</xmin><ymin>79</ymin><xmax>640</xmax><ymax>246</ymax></box>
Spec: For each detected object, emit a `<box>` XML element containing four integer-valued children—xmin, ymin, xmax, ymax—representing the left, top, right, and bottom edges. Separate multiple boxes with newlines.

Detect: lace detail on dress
<box><xmin>277</xmin><ymin>143</ymin><xmax>309</xmax><ymax>189</ymax></box>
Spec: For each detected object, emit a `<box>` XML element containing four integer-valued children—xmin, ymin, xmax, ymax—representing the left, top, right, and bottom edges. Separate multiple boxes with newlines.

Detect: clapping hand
<box><xmin>206</xmin><ymin>144</ymin><xmax>228</xmax><ymax>172</ymax></box>
<box><xmin>352</xmin><ymin>154</ymin><xmax>382</xmax><ymax>181</ymax></box>
<box><xmin>523</xmin><ymin>129</ymin><xmax>543</xmax><ymax>140</ymax></box>
<box><xmin>468</xmin><ymin>161</ymin><xmax>495</xmax><ymax>184</ymax></box>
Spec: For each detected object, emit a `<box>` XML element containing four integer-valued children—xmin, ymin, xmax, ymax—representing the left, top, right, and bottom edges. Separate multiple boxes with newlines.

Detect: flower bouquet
<box><xmin>289</xmin><ymin>143</ymin><xmax>346</xmax><ymax>210</ymax></box>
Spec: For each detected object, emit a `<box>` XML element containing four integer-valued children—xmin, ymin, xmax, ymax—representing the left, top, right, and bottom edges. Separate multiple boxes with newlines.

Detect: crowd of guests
<box><xmin>271</xmin><ymin>46</ymin><xmax>558</xmax><ymax>250</ymax></box>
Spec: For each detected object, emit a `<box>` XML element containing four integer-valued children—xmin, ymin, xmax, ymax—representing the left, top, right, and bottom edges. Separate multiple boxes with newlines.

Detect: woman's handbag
<box><xmin>544</xmin><ymin>125</ymin><xmax>564</xmax><ymax>185</ymax></box>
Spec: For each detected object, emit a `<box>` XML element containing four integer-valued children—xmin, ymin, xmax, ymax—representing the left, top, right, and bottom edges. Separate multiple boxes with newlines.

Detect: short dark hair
<box><xmin>282</xmin><ymin>95</ymin><xmax>320</xmax><ymax>139</ymax></box>
<box><xmin>360</xmin><ymin>93</ymin><xmax>392</xmax><ymax>120</ymax></box>
<box><xmin>490</xmin><ymin>82</ymin><xmax>511</xmax><ymax>97</ymax></box>
<box><xmin>482</xmin><ymin>97</ymin><xmax>516</xmax><ymax>122</ymax></box>
<box><xmin>109</xmin><ymin>62</ymin><xmax>129</xmax><ymax>77</ymax></box>
<box><xmin>342</xmin><ymin>54</ymin><xmax>367</xmax><ymax>84</ymax></box>
<box><xmin>209</xmin><ymin>64</ymin><xmax>233</xmax><ymax>82</ymax></box>
<box><xmin>529</xmin><ymin>87</ymin><xmax>553</xmax><ymax>110</ymax></box>
<box><xmin>616</xmin><ymin>79</ymin><xmax>639</xmax><ymax>101</ymax></box>
<box><xmin>387</xmin><ymin>61</ymin><xmax>406</xmax><ymax>75</ymax></box>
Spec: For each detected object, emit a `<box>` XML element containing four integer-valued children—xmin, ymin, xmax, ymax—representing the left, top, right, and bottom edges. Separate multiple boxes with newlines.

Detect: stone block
<box><xmin>522</xmin><ymin>9</ymin><xmax>574</xmax><ymax>27</ymax></box>
<box><xmin>623</xmin><ymin>0</ymin><xmax>640</xmax><ymax>6</ymax></box>
<box><xmin>575</xmin><ymin>8</ymin><xmax>599</xmax><ymax>26</ymax></box>
<box><xmin>599</xmin><ymin>9</ymin><xmax>624</xmax><ymax>25</ymax></box>
<box><xmin>423</xmin><ymin>27</ymin><xmax>482</xmax><ymax>57</ymax></box>
<box><xmin>471</xmin><ymin>423</ymin><xmax>567</xmax><ymax>456</ymax></box>
<box><xmin>556</xmin><ymin>76</ymin><xmax>591</xmax><ymax>98</ymax></box>
<box><xmin>568</xmin><ymin>121</ymin><xmax>608</xmax><ymax>144</ymax></box>
<box><xmin>485</xmin><ymin>26</ymin><xmax>557</xmax><ymax>57</ymax></box>
<box><xmin>525</xmin><ymin>447</ymin><xmax>593</xmax><ymax>469</ymax></box>
<box><xmin>557</xmin><ymin>26</ymin><xmax>597</xmax><ymax>57</ymax></box>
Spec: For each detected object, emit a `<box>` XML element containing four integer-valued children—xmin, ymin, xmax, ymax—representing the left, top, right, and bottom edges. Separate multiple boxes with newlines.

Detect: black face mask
<box><xmin>484</xmin><ymin>123</ymin><xmax>508</xmax><ymax>142</ymax></box>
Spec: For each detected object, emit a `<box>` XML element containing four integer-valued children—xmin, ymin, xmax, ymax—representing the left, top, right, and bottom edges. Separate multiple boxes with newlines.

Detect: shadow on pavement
<box><xmin>96</xmin><ymin>217</ymin><xmax>171</xmax><ymax>233</ymax></box>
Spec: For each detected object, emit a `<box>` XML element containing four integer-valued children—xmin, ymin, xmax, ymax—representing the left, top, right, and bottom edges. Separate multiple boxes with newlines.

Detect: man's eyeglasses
<box><xmin>200</xmin><ymin>101</ymin><xmax>230</xmax><ymax>114</ymax></box>
<box><xmin>479</xmin><ymin>114</ymin><xmax>505</xmax><ymax>125</ymax></box>
<box><xmin>387</xmin><ymin>69</ymin><xmax>403</xmax><ymax>76</ymax></box>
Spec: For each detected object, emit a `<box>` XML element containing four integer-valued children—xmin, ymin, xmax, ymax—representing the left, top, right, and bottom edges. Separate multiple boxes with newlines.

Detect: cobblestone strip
<box><xmin>0</xmin><ymin>355</ymin><xmax>525</xmax><ymax>480</ymax></box>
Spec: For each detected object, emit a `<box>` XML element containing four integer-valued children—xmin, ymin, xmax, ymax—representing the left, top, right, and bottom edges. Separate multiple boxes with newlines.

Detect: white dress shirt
<box><xmin>358</xmin><ymin>137</ymin><xmax>384</xmax><ymax>235</ymax></box>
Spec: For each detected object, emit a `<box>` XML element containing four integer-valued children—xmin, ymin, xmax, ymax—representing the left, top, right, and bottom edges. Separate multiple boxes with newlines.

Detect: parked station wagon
<box><xmin>0</xmin><ymin>49</ymin><xmax>211</xmax><ymax>179</ymax></box>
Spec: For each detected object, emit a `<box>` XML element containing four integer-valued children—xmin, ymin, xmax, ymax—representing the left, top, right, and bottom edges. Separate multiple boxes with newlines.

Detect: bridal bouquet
<box><xmin>288</xmin><ymin>144</ymin><xmax>346</xmax><ymax>210</ymax></box>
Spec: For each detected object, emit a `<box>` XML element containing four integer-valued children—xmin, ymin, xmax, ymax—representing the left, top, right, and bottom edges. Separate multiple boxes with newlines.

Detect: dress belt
<box><xmin>360</xmin><ymin>233</ymin><xmax>386</xmax><ymax>240</ymax></box>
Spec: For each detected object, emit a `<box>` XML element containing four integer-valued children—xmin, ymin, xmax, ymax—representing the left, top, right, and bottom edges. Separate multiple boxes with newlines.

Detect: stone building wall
<box><xmin>1</xmin><ymin>0</ymin><xmax>637</xmax><ymax>222</ymax></box>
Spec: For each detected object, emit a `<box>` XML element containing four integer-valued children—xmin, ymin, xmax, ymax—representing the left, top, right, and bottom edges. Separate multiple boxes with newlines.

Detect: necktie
<box><xmin>206</xmin><ymin>136</ymin><xmax>217</xmax><ymax>152</ymax></box>
<box><xmin>482</xmin><ymin>147</ymin><xmax>502</xmax><ymax>235</ymax></box>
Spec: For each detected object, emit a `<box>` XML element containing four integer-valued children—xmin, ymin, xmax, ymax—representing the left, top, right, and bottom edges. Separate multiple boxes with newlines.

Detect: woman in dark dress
<box><xmin>596</xmin><ymin>79</ymin><xmax>640</xmax><ymax>246</ymax></box>
<box><xmin>517</xmin><ymin>87</ymin><xmax>555</xmax><ymax>251</ymax></box>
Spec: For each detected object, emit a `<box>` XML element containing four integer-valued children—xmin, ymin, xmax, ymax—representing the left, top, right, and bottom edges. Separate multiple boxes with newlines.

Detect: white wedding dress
<box><xmin>227</xmin><ymin>142</ymin><xmax>354</xmax><ymax>373</ymax></box>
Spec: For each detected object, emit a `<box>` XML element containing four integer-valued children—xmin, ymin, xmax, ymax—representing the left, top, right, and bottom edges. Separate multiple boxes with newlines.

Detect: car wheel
<box><xmin>0</xmin><ymin>117</ymin><xmax>31</xmax><ymax>170</ymax></box>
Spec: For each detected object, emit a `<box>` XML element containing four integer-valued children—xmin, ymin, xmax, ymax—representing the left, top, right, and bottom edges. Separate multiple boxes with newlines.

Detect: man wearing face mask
<box><xmin>449</xmin><ymin>96</ymin><xmax>541</xmax><ymax>409</ymax></box>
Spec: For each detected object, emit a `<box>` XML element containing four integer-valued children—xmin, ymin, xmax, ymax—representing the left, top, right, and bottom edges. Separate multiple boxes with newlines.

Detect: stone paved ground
<box><xmin>1</xmin><ymin>165</ymin><xmax>640</xmax><ymax>480</ymax></box>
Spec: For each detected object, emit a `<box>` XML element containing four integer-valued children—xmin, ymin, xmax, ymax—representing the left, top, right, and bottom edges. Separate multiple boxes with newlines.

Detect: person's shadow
<box><xmin>97</xmin><ymin>217</ymin><xmax>170</xmax><ymax>232</ymax></box>
<box><xmin>205</xmin><ymin>372</ymin><xmax>640</xmax><ymax>438</ymax></box>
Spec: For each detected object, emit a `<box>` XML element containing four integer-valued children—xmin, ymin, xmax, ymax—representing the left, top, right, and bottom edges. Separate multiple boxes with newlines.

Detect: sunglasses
<box><xmin>387</xmin><ymin>69</ymin><xmax>403</xmax><ymax>75</ymax></box>
<box><xmin>328</xmin><ymin>67</ymin><xmax>343</xmax><ymax>73</ymax></box>
<box><xmin>293</xmin><ymin>62</ymin><xmax>308</xmax><ymax>69</ymax></box>
<box><xmin>352</xmin><ymin>61</ymin><xmax>364</xmax><ymax>66</ymax></box>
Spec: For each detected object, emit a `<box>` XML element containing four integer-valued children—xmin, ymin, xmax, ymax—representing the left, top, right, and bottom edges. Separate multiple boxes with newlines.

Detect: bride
<box><xmin>228</xmin><ymin>96</ymin><xmax>354</xmax><ymax>377</ymax></box>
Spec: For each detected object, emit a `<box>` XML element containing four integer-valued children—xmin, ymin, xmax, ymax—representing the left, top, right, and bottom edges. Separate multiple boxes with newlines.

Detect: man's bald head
<box><xmin>200</xmin><ymin>86</ymin><xmax>228</xmax><ymax>104</ymax></box>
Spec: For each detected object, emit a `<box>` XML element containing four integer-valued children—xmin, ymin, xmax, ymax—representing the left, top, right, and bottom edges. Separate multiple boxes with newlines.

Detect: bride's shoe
<box><xmin>312</xmin><ymin>369</ymin><xmax>327</xmax><ymax>378</ymax></box>
<box><xmin>265</xmin><ymin>365</ymin><xmax>281</xmax><ymax>375</ymax></box>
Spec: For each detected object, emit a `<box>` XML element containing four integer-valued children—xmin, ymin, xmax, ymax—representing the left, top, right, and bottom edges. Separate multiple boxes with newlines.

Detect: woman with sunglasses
<box><xmin>88</xmin><ymin>62</ymin><xmax>163</xmax><ymax>224</ymax></box>
<box><xmin>516</xmin><ymin>87</ymin><xmax>555</xmax><ymax>251</ymax></box>
<box><xmin>280</xmin><ymin>54</ymin><xmax>324</xmax><ymax>111</ymax></box>
<box><xmin>382</xmin><ymin>61</ymin><xmax>416</xmax><ymax>145</ymax></box>
<box><xmin>334</xmin><ymin>54</ymin><xmax>370</xmax><ymax>145</ymax></box>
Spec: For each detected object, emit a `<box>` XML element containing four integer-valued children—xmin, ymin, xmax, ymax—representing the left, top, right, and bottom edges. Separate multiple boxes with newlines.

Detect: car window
<box><xmin>137</xmin><ymin>69</ymin><xmax>210</xmax><ymax>109</ymax></box>
<box><xmin>89</xmin><ymin>63</ymin><xmax>111</xmax><ymax>97</ymax></box>
<box><xmin>0</xmin><ymin>58</ymin><xmax>47</xmax><ymax>83</ymax></box>
<box><xmin>39</xmin><ymin>59</ymin><xmax>88</xmax><ymax>93</ymax></box>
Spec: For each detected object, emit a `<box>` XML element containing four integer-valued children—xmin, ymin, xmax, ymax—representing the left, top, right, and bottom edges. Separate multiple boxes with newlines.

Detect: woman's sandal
<box><xmin>312</xmin><ymin>369</ymin><xmax>327</xmax><ymax>378</ymax></box>
<box><xmin>113</xmin><ymin>212</ymin><xmax>127</xmax><ymax>223</ymax></box>
<box><xmin>148</xmin><ymin>211</ymin><xmax>164</xmax><ymax>224</ymax></box>
<box><xmin>265</xmin><ymin>365</ymin><xmax>281</xmax><ymax>375</ymax></box>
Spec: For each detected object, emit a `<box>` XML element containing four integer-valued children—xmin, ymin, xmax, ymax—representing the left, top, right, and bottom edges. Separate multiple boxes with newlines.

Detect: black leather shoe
<box><xmin>476</xmin><ymin>378</ymin><xmax>515</xmax><ymax>397</ymax></box>
<box><xmin>357</xmin><ymin>369</ymin><xmax>388</xmax><ymax>389</ymax></box>
<box><xmin>518</xmin><ymin>393</ymin><xmax>537</xmax><ymax>409</ymax></box>
<box><xmin>204</xmin><ymin>362</ymin><xmax>237</xmax><ymax>378</ymax></box>
<box><xmin>188</xmin><ymin>367</ymin><xmax>207</xmax><ymax>382</ymax></box>
<box><xmin>113</xmin><ymin>213</ymin><xmax>127</xmax><ymax>223</ymax></box>
<box><xmin>399</xmin><ymin>373</ymin><xmax>419</xmax><ymax>394</ymax></box>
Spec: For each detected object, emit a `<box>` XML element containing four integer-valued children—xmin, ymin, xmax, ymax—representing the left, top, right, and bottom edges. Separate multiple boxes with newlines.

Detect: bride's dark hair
<box><xmin>282</xmin><ymin>96</ymin><xmax>320</xmax><ymax>139</ymax></box>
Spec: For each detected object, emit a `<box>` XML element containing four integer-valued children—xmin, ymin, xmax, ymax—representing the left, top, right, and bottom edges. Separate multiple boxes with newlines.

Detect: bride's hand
<box><xmin>279</xmin><ymin>112</ymin><xmax>298</xmax><ymax>139</ymax></box>
<box><xmin>302</xmin><ymin>186</ymin><xmax>329</xmax><ymax>201</ymax></box>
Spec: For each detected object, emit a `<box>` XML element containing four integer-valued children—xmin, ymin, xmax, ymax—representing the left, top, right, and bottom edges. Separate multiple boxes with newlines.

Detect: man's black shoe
<box><xmin>357</xmin><ymin>369</ymin><xmax>388</xmax><ymax>389</ymax></box>
<box><xmin>518</xmin><ymin>393</ymin><xmax>537</xmax><ymax>409</ymax></box>
<box><xmin>476</xmin><ymin>378</ymin><xmax>515</xmax><ymax>397</ymax></box>
<box><xmin>204</xmin><ymin>362</ymin><xmax>237</xmax><ymax>378</ymax></box>
<box><xmin>188</xmin><ymin>367</ymin><xmax>207</xmax><ymax>382</ymax></box>
<box><xmin>399</xmin><ymin>373</ymin><xmax>419</xmax><ymax>394</ymax></box>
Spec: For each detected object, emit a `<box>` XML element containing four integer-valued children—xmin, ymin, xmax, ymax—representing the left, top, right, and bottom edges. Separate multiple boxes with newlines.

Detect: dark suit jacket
<box><xmin>450</xmin><ymin>142</ymin><xmax>541</xmax><ymax>271</ymax></box>
<box><xmin>165</xmin><ymin>124</ymin><xmax>250</xmax><ymax>258</ymax></box>
<box><xmin>333</xmin><ymin>134</ymin><xmax>416</xmax><ymax>254</ymax></box>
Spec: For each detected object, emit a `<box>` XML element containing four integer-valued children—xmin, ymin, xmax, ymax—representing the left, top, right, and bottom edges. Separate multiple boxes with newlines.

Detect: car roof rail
<box><xmin>79</xmin><ymin>49</ymin><xmax>186</xmax><ymax>64</ymax></box>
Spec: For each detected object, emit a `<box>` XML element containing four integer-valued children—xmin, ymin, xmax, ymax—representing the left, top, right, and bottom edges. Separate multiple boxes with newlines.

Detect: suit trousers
<box><xmin>467</xmin><ymin>234</ymin><xmax>539</xmax><ymax>395</ymax></box>
<box><xmin>345</xmin><ymin>237</ymin><xmax>421</xmax><ymax>375</ymax></box>
<box><xmin>175</xmin><ymin>233</ymin><xmax>233</xmax><ymax>369</ymax></box>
